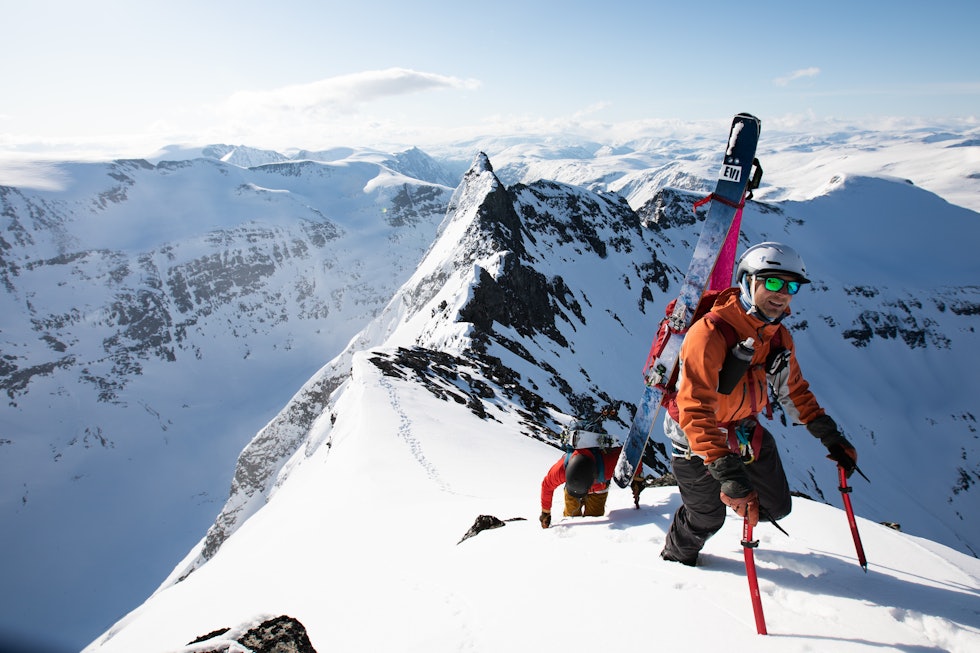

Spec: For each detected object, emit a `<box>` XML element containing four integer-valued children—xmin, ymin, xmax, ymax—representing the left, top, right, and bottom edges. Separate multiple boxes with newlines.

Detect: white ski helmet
<box><xmin>736</xmin><ymin>241</ymin><xmax>810</xmax><ymax>285</ymax></box>
<box><xmin>736</xmin><ymin>242</ymin><xmax>810</xmax><ymax>320</ymax></box>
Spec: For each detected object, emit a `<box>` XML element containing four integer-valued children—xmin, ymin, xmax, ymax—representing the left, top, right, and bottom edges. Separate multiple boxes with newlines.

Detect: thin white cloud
<box><xmin>221</xmin><ymin>68</ymin><xmax>482</xmax><ymax>117</ymax></box>
<box><xmin>571</xmin><ymin>101</ymin><xmax>612</xmax><ymax>119</ymax></box>
<box><xmin>774</xmin><ymin>67</ymin><xmax>821</xmax><ymax>87</ymax></box>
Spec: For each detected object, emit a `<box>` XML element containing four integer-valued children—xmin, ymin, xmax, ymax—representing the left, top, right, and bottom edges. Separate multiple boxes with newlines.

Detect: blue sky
<box><xmin>2</xmin><ymin>0</ymin><xmax>978</xmax><ymax>158</ymax></box>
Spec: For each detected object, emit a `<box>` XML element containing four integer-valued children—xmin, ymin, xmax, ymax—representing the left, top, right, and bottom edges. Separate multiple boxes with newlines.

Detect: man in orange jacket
<box><xmin>660</xmin><ymin>242</ymin><xmax>858</xmax><ymax>565</ymax></box>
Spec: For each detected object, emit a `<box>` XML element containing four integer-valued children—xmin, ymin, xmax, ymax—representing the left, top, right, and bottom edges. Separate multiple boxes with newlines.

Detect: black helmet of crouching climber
<box><xmin>565</xmin><ymin>451</ymin><xmax>597</xmax><ymax>499</ymax></box>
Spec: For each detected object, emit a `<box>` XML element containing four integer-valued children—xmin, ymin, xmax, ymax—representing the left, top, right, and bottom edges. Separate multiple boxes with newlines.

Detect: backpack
<box><xmin>560</xmin><ymin>427</ymin><xmax>620</xmax><ymax>451</ymax></box>
<box><xmin>559</xmin><ymin>407</ymin><xmax>621</xmax><ymax>451</ymax></box>
<box><xmin>642</xmin><ymin>290</ymin><xmax>738</xmax><ymax>421</ymax></box>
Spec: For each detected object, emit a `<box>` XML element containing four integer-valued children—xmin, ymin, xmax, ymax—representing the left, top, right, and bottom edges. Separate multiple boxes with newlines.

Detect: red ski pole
<box><xmin>741</xmin><ymin>517</ymin><xmax>768</xmax><ymax>635</ymax></box>
<box><xmin>838</xmin><ymin>465</ymin><xmax>868</xmax><ymax>571</ymax></box>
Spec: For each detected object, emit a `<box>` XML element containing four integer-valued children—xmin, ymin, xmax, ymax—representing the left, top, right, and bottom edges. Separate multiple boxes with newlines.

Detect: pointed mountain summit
<box><xmin>168</xmin><ymin>151</ymin><xmax>678</xmax><ymax>580</ymax></box>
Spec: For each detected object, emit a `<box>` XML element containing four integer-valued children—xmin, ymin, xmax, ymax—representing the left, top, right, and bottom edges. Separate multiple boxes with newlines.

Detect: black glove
<box><xmin>708</xmin><ymin>453</ymin><xmax>754</xmax><ymax>497</ymax></box>
<box><xmin>708</xmin><ymin>454</ymin><xmax>759</xmax><ymax>525</ymax></box>
<box><xmin>807</xmin><ymin>415</ymin><xmax>858</xmax><ymax>476</ymax></box>
<box><xmin>539</xmin><ymin>511</ymin><xmax>551</xmax><ymax>529</ymax></box>
<box><xmin>827</xmin><ymin>443</ymin><xmax>857</xmax><ymax>476</ymax></box>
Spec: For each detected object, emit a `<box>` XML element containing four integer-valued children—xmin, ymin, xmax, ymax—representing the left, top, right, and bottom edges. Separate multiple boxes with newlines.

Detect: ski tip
<box><xmin>733</xmin><ymin>114</ymin><xmax>762</xmax><ymax>137</ymax></box>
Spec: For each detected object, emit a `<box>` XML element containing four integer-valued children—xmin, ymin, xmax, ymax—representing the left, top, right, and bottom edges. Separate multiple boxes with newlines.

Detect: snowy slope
<box><xmin>85</xmin><ymin>352</ymin><xmax>980</xmax><ymax>653</ymax></box>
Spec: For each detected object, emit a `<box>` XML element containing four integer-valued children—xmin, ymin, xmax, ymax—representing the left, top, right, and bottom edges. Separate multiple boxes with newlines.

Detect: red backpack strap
<box><xmin>703</xmin><ymin>311</ymin><xmax>738</xmax><ymax>349</ymax></box>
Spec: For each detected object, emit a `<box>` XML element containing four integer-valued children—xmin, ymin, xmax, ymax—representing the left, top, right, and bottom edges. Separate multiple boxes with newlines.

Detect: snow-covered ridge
<box><xmin>86</xmin><ymin>339</ymin><xmax>980</xmax><ymax>653</ymax></box>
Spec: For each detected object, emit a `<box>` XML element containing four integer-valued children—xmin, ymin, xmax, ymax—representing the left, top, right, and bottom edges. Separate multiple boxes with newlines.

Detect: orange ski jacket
<box><xmin>675</xmin><ymin>287</ymin><xmax>825</xmax><ymax>463</ymax></box>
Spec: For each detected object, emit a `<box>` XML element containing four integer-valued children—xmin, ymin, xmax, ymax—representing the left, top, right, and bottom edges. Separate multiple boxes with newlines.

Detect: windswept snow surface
<box><xmin>85</xmin><ymin>353</ymin><xmax>980</xmax><ymax>653</ymax></box>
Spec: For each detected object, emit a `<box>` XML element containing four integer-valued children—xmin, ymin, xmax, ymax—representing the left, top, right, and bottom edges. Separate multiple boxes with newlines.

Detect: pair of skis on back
<box><xmin>613</xmin><ymin>111</ymin><xmax>762</xmax><ymax>489</ymax></box>
<box><xmin>613</xmin><ymin>113</ymin><xmax>868</xmax><ymax>634</ymax></box>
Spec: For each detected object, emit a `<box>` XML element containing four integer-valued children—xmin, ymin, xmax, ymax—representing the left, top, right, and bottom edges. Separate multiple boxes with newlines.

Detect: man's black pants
<box><xmin>662</xmin><ymin>427</ymin><xmax>792</xmax><ymax>564</ymax></box>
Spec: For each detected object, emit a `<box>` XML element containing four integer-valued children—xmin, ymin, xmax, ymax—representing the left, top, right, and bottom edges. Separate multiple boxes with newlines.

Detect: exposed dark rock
<box><xmin>457</xmin><ymin>514</ymin><xmax>526</xmax><ymax>544</ymax></box>
<box><xmin>367</xmin><ymin>346</ymin><xmax>560</xmax><ymax>441</ymax></box>
<box><xmin>458</xmin><ymin>514</ymin><xmax>506</xmax><ymax>544</ymax></box>
<box><xmin>187</xmin><ymin>615</ymin><xmax>317</xmax><ymax>653</ymax></box>
<box><xmin>188</xmin><ymin>627</ymin><xmax>230</xmax><ymax>644</ymax></box>
<box><xmin>386</xmin><ymin>184</ymin><xmax>448</xmax><ymax>227</ymax></box>
<box><xmin>635</xmin><ymin>187</ymin><xmax>702</xmax><ymax>232</ymax></box>
<box><xmin>636</xmin><ymin>472</ymin><xmax>678</xmax><ymax>488</ymax></box>
<box><xmin>238</xmin><ymin>616</ymin><xmax>316</xmax><ymax>653</ymax></box>
<box><xmin>458</xmin><ymin>255</ymin><xmax>570</xmax><ymax>347</ymax></box>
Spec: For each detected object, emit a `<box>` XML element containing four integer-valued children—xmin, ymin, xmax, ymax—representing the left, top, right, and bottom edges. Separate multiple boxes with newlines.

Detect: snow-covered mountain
<box><xmin>2</xmin><ymin>121</ymin><xmax>979</xmax><ymax>651</ymax></box>
<box><xmin>87</xmin><ymin>140</ymin><xmax>980</xmax><ymax>653</ymax></box>
<box><xmin>0</xmin><ymin>149</ymin><xmax>455</xmax><ymax>651</ymax></box>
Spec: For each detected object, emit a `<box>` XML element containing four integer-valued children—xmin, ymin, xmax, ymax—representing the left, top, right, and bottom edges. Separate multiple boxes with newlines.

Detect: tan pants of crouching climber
<box><xmin>564</xmin><ymin>488</ymin><xmax>609</xmax><ymax>517</ymax></box>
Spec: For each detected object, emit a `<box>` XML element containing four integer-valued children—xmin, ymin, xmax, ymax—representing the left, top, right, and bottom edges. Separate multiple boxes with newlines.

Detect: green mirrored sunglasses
<box><xmin>761</xmin><ymin>276</ymin><xmax>802</xmax><ymax>295</ymax></box>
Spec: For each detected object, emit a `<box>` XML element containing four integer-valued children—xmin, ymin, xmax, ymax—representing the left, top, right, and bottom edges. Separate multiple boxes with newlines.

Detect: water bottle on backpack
<box><xmin>717</xmin><ymin>337</ymin><xmax>755</xmax><ymax>395</ymax></box>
